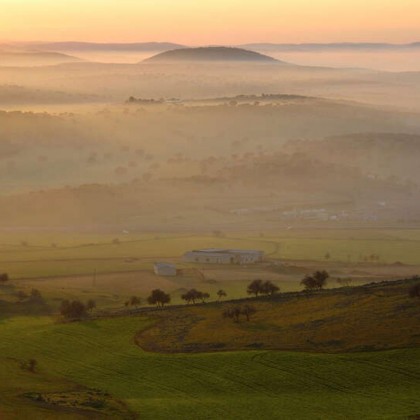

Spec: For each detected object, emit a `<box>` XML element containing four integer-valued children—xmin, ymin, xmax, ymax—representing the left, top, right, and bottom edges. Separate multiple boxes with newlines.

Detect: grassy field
<box><xmin>1</xmin><ymin>229</ymin><xmax>420</xmax><ymax>280</ymax></box>
<box><xmin>1</xmin><ymin>314</ymin><xmax>420</xmax><ymax>419</ymax></box>
<box><xmin>137</xmin><ymin>279</ymin><xmax>420</xmax><ymax>354</ymax></box>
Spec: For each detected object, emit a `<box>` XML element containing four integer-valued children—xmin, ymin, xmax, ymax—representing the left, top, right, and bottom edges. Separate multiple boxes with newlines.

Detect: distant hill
<box><xmin>27</xmin><ymin>42</ymin><xmax>185</xmax><ymax>52</ymax></box>
<box><xmin>241</xmin><ymin>42</ymin><xmax>420</xmax><ymax>52</ymax></box>
<box><xmin>0</xmin><ymin>51</ymin><xmax>82</xmax><ymax>67</ymax></box>
<box><xmin>144</xmin><ymin>47</ymin><xmax>280</xmax><ymax>63</ymax></box>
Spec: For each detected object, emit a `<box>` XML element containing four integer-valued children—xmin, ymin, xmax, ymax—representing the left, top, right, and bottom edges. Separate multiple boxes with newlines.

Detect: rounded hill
<box><xmin>144</xmin><ymin>46</ymin><xmax>281</xmax><ymax>63</ymax></box>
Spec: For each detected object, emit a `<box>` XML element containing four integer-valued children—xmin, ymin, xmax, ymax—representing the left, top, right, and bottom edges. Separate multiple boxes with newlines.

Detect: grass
<box><xmin>1</xmin><ymin>229</ymin><xmax>419</xmax><ymax>417</ymax></box>
<box><xmin>1</xmin><ymin>229</ymin><xmax>420</xmax><ymax>280</ymax></box>
<box><xmin>0</xmin><ymin>314</ymin><xmax>420</xmax><ymax>419</ymax></box>
<box><xmin>137</xmin><ymin>278</ymin><xmax>420</xmax><ymax>354</ymax></box>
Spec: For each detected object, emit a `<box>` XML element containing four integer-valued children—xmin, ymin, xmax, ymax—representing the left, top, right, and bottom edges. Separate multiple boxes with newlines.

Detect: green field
<box><xmin>1</xmin><ymin>229</ymin><xmax>420</xmax><ymax>279</ymax></box>
<box><xmin>1</xmin><ymin>315</ymin><xmax>420</xmax><ymax>419</ymax></box>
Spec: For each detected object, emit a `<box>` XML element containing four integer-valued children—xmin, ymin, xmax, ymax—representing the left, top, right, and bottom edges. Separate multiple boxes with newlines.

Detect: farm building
<box><xmin>154</xmin><ymin>262</ymin><xmax>177</xmax><ymax>276</ymax></box>
<box><xmin>183</xmin><ymin>249</ymin><xmax>264</xmax><ymax>265</ymax></box>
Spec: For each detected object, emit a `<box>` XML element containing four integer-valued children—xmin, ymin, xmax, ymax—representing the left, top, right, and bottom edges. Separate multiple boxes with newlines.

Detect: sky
<box><xmin>0</xmin><ymin>0</ymin><xmax>419</xmax><ymax>44</ymax></box>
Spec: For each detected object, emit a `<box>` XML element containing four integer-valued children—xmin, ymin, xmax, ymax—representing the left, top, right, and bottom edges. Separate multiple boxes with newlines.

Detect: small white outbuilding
<box><xmin>154</xmin><ymin>262</ymin><xmax>177</xmax><ymax>277</ymax></box>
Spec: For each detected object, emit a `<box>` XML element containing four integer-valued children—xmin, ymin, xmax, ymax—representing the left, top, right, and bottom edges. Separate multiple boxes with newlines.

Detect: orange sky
<box><xmin>1</xmin><ymin>0</ymin><xmax>419</xmax><ymax>44</ymax></box>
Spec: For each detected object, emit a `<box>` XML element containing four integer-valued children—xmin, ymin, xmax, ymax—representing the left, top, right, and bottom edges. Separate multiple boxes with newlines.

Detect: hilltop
<box><xmin>144</xmin><ymin>46</ymin><xmax>281</xmax><ymax>63</ymax></box>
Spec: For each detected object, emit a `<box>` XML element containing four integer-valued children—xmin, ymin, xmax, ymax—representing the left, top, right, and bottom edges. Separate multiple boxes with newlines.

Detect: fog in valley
<box><xmin>1</xmin><ymin>44</ymin><xmax>420</xmax><ymax>232</ymax></box>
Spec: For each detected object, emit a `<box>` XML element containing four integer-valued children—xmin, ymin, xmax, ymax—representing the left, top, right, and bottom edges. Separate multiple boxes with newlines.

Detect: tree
<box><xmin>223</xmin><ymin>307</ymin><xmax>241</xmax><ymax>322</ymax></box>
<box><xmin>223</xmin><ymin>305</ymin><xmax>257</xmax><ymax>322</ymax></box>
<box><xmin>324</xmin><ymin>252</ymin><xmax>331</xmax><ymax>260</ymax></box>
<box><xmin>247</xmin><ymin>279</ymin><xmax>264</xmax><ymax>297</ymax></box>
<box><xmin>60</xmin><ymin>300</ymin><xmax>87</xmax><ymax>319</ymax></box>
<box><xmin>29</xmin><ymin>289</ymin><xmax>44</xmax><ymax>303</ymax></box>
<box><xmin>261</xmin><ymin>281</ymin><xmax>279</xmax><ymax>296</ymax></box>
<box><xmin>313</xmin><ymin>270</ymin><xmax>329</xmax><ymax>289</ymax></box>
<box><xmin>129</xmin><ymin>296</ymin><xmax>141</xmax><ymax>309</ymax></box>
<box><xmin>86</xmin><ymin>299</ymin><xmax>97</xmax><ymax>312</ymax></box>
<box><xmin>409</xmin><ymin>283</ymin><xmax>420</xmax><ymax>299</ymax></box>
<box><xmin>147</xmin><ymin>289</ymin><xmax>171</xmax><ymax>308</ymax></box>
<box><xmin>217</xmin><ymin>289</ymin><xmax>227</xmax><ymax>301</ymax></box>
<box><xmin>0</xmin><ymin>273</ymin><xmax>9</xmax><ymax>283</ymax></box>
<box><xmin>301</xmin><ymin>275</ymin><xmax>318</xmax><ymax>291</ymax></box>
<box><xmin>241</xmin><ymin>304</ymin><xmax>256</xmax><ymax>321</ymax></box>
<box><xmin>181</xmin><ymin>289</ymin><xmax>200</xmax><ymax>304</ymax></box>
<box><xmin>301</xmin><ymin>271</ymin><xmax>329</xmax><ymax>291</ymax></box>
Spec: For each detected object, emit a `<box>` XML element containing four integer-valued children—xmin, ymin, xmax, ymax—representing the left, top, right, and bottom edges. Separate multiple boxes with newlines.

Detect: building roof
<box><xmin>154</xmin><ymin>262</ymin><xmax>176</xmax><ymax>268</ymax></box>
<box><xmin>188</xmin><ymin>249</ymin><xmax>263</xmax><ymax>255</ymax></box>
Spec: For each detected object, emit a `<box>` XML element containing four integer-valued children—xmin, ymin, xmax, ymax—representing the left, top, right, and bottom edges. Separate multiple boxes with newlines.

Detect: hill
<box><xmin>0</xmin><ymin>51</ymin><xmax>82</xmax><ymax>67</ymax></box>
<box><xmin>136</xmin><ymin>278</ymin><xmax>420</xmax><ymax>354</ymax></box>
<box><xmin>27</xmin><ymin>41</ymin><xmax>185</xmax><ymax>52</ymax></box>
<box><xmin>241</xmin><ymin>42</ymin><xmax>420</xmax><ymax>52</ymax></box>
<box><xmin>144</xmin><ymin>46</ymin><xmax>281</xmax><ymax>63</ymax></box>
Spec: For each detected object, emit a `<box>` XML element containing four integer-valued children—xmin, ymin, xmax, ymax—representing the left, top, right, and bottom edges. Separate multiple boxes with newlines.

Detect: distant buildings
<box><xmin>183</xmin><ymin>249</ymin><xmax>264</xmax><ymax>265</ymax></box>
<box><xmin>154</xmin><ymin>262</ymin><xmax>177</xmax><ymax>276</ymax></box>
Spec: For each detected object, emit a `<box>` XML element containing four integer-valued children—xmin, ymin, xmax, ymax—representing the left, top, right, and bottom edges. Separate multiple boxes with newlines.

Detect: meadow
<box><xmin>2</xmin><ymin>229</ymin><xmax>420</xmax><ymax>280</ymax></box>
<box><xmin>0</xmin><ymin>314</ymin><xmax>419</xmax><ymax>419</ymax></box>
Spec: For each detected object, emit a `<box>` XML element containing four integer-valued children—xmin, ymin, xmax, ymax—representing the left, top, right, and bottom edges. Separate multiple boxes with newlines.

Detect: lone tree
<box><xmin>241</xmin><ymin>304</ymin><xmax>257</xmax><ymax>321</ymax></box>
<box><xmin>409</xmin><ymin>283</ymin><xmax>420</xmax><ymax>299</ymax></box>
<box><xmin>301</xmin><ymin>270</ymin><xmax>329</xmax><ymax>291</ymax></box>
<box><xmin>86</xmin><ymin>299</ymin><xmax>97</xmax><ymax>312</ymax></box>
<box><xmin>60</xmin><ymin>300</ymin><xmax>87</xmax><ymax>319</ymax></box>
<box><xmin>261</xmin><ymin>281</ymin><xmax>280</xmax><ymax>296</ymax></box>
<box><xmin>0</xmin><ymin>273</ymin><xmax>9</xmax><ymax>283</ymax></box>
<box><xmin>223</xmin><ymin>307</ymin><xmax>241</xmax><ymax>323</ymax></box>
<box><xmin>129</xmin><ymin>296</ymin><xmax>142</xmax><ymax>309</ymax></box>
<box><xmin>217</xmin><ymin>289</ymin><xmax>227</xmax><ymax>301</ymax></box>
<box><xmin>29</xmin><ymin>289</ymin><xmax>44</xmax><ymax>303</ymax></box>
<box><xmin>147</xmin><ymin>289</ymin><xmax>171</xmax><ymax>308</ymax></box>
<box><xmin>247</xmin><ymin>279</ymin><xmax>264</xmax><ymax>297</ymax></box>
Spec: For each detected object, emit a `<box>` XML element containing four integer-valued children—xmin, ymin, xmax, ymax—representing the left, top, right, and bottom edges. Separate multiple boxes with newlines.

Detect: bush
<box><xmin>60</xmin><ymin>300</ymin><xmax>87</xmax><ymax>319</ymax></box>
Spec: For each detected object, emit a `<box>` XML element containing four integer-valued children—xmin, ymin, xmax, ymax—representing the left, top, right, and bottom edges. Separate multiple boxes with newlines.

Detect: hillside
<box><xmin>241</xmin><ymin>42</ymin><xmax>420</xmax><ymax>52</ymax></box>
<box><xmin>284</xmin><ymin>133</ymin><xmax>420</xmax><ymax>185</ymax></box>
<box><xmin>24</xmin><ymin>41</ymin><xmax>185</xmax><ymax>52</ymax></box>
<box><xmin>0</xmin><ymin>51</ymin><xmax>82</xmax><ymax>67</ymax></box>
<box><xmin>144</xmin><ymin>46</ymin><xmax>281</xmax><ymax>63</ymax></box>
<box><xmin>136</xmin><ymin>278</ymin><xmax>420</xmax><ymax>353</ymax></box>
<box><xmin>1</xmin><ymin>314</ymin><xmax>419</xmax><ymax>419</ymax></box>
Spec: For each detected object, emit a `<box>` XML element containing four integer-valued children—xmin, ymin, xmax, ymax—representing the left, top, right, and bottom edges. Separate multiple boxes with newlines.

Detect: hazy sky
<box><xmin>1</xmin><ymin>0</ymin><xmax>419</xmax><ymax>44</ymax></box>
